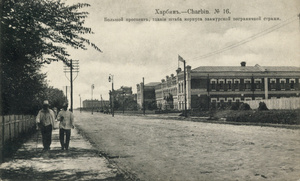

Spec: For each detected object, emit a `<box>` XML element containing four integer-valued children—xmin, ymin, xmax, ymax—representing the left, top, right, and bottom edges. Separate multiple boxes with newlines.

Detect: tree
<box><xmin>44</xmin><ymin>86</ymin><xmax>67</xmax><ymax>110</ymax></box>
<box><xmin>2</xmin><ymin>0</ymin><xmax>101</xmax><ymax>65</ymax></box>
<box><xmin>1</xmin><ymin>0</ymin><xmax>101</xmax><ymax>115</ymax></box>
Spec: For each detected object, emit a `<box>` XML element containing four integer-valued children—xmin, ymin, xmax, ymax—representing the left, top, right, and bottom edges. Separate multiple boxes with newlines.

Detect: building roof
<box><xmin>145</xmin><ymin>82</ymin><xmax>161</xmax><ymax>87</ymax></box>
<box><xmin>192</xmin><ymin>65</ymin><xmax>300</xmax><ymax>73</ymax></box>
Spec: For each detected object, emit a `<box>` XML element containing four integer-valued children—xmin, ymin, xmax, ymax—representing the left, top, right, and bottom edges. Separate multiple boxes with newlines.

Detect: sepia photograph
<box><xmin>0</xmin><ymin>0</ymin><xmax>300</xmax><ymax>180</ymax></box>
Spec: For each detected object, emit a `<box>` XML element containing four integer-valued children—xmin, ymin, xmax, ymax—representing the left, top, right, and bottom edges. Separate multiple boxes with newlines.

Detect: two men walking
<box><xmin>36</xmin><ymin>100</ymin><xmax>74</xmax><ymax>151</ymax></box>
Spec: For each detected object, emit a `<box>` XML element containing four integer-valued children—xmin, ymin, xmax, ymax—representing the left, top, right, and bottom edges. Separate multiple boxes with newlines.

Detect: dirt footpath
<box><xmin>0</xmin><ymin>127</ymin><xmax>122</xmax><ymax>180</ymax></box>
<box><xmin>75</xmin><ymin>111</ymin><xmax>300</xmax><ymax>181</ymax></box>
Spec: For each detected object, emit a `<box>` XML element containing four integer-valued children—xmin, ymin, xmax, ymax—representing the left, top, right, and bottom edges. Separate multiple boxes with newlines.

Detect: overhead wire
<box><xmin>189</xmin><ymin>16</ymin><xmax>298</xmax><ymax>61</ymax></box>
<box><xmin>159</xmin><ymin>14</ymin><xmax>298</xmax><ymax>75</ymax></box>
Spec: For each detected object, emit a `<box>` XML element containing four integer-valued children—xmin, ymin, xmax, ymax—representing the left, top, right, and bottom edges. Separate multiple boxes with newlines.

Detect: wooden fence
<box><xmin>0</xmin><ymin>115</ymin><xmax>36</xmax><ymax>163</ymax></box>
<box><xmin>244</xmin><ymin>97</ymin><xmax>300</xmax><ymax>110</ymax></box>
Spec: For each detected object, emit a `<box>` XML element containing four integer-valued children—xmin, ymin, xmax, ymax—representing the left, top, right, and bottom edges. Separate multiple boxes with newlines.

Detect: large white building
<box><xmin>153</xmin><ymin>62</ymin><xmax>300</xmax><ymax>110</ymax></box>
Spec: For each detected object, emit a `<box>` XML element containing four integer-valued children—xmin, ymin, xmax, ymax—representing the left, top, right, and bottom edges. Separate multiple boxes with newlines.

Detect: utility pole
<box><xmin>207</xmin><ymin>74</ymin><xmax>210</xmax><ymax>111</ymax></box>
<box><xmin>100</xmin><ymin>94</ymin><xmax>103</xmax><ymax>111</ymax></box>
<box><xmin>79</xmin><ymin>94</ymin><xmax>81</xmax><ymax>113</ymax></box>
<box><xmin>143</xmin><ymin>77</ymin><xmax>145</xmax><ymax>115</ymax></box>
<box><xmin>91</xmin><ymin>84</ymin><xmax>94</xmax><ymax>114</ymax></box>
<box><xmin>64</xmin><ymin>60</ymin><xmax>79</xmax><ymax>112</ymax></box>
<box><xmin>65</xmin><ymin>86</ymin><xmax>68</xmax><ymax>102</ymax></box>
<box><xmin>183</xmin><ymin>61</ymin><xmax>187</xmax><ymax>118</ymax></box>
<box><xmin>178</xmin><ymin>55</ymin><xmax>187</xmax><ymax>118</ymax></box>
<box><xmin>298</xmin><ymin>14</ymin><xmax>300</xmax><ymax>30</ymax></box>
<box><xmin>122</xmin><ymin>89</ymin><xmax>125</xmax><ymax>114</ymax></box>
<box><xmin>109</xmin><ymin>74</ymin><xmax>114</xmax><ymax>117</ymax></box>
<box><xmin>70</xmin><ymin>59</ymin><xmax>73</xmax><ymax>111</ymax></box>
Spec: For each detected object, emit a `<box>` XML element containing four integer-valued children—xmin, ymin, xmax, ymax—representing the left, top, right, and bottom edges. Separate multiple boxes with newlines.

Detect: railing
<box><xmin>0</xmin><ymin>115</ymin><xmax>36</xmax><ymax>162</ymax></box>
<box><xmin>244</xmin><ymin>97</ymin><xmax>300</xmax><ymax>110</ymax></box>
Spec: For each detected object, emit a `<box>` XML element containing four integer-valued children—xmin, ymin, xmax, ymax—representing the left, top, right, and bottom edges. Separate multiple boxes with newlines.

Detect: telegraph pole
<box><xmin>183</xmin><ymin>61</ymin><xmax>187</xmax><ymax>118</ymax></box>
<box><xmin>70</xmin><ymin>59</ymin><xmax>73</xmax><ymax>111</ymax></box>
<box><xmin>91</xmin><ymin>84</ymin><xmax>94</xmax><ymax>114</ymax></box>
<box><xmin>109</xmin><ymin>74</ymin><xmax>114</xmax><ymax>117</ymax></box>
<box><xmin>65</xmin><ymin>86</ymin><xmax>68</xmax><ymax>102</ymax></box>
<box><xmin>143</xmin><ymin>77</ymin><xmax>145</xmax><ymax>115</ymax></box>
<box><xmin>178</xmin><ymin>55</ymin><xmax>187</xmax><ymax>118</ymax></box>
<box><xmin>64</xmin><ymin>60</ymin><xmax>79</xmax><ymax>112</ymax></box>
<box><xmin>79</xmin><ymin>94</ymin><xmax>81</xmax><ymax>113</ymax></box>
<box><xmin>298</xmin><ymin>14</ymin><xmax>300</xmax><ymax>30</ymax></box>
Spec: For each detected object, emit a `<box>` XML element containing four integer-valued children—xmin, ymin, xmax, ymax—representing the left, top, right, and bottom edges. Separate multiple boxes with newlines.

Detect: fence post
<box><xmin>1</xmin><ymin>116</ymin><xmax>4</xmax><ymax>163</ymax></box>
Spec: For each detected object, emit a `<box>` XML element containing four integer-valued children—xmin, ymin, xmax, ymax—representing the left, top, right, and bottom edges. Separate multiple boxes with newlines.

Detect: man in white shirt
<box><xmin>36</xmin><ymin>100</ymin><xmax>55</xmax><ymax>151</ymax></box>
<box><xmin>57</xmin><ymin>103</ymin><xmax>75</xmax><ymax>150</ymax></box>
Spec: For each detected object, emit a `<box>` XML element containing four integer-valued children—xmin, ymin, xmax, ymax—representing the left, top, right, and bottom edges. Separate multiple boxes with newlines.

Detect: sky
<box><xmin>42</xmin><ymin>0</ymin><xmax>300</xmax><ymax>108</ymax></box>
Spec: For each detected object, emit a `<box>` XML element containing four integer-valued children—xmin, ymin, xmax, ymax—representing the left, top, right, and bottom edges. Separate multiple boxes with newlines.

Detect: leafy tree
<box><xmin>44</xmin><ymin>86</ymin><xmax>67</xmax><ymax>110</ymax></box>
<box><xmin>2</xmin><ymin>0</ymin><xmax>101</xmax><ymax>64</ymax></box>
<box><xmin>1</xmin><ymin>0</ymin><xmax>101</xmax><ymax>115</ymax></box>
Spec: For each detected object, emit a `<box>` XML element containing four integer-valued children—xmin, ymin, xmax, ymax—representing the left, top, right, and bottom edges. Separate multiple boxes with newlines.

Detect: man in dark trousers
<box><xmin>36</xmin><ymin>100</ymin><xmax>55</xmax><ymax>151</ymax></box>
<box><xmin>57</xmin><ymin>103</ymin><xmax>75</xmax><ymax>150</ymax></box>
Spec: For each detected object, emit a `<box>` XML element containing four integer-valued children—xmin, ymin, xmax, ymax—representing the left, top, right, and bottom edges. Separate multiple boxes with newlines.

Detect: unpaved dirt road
<box><xmin>74</xmin><ymin>111</ymin><xmax>300</xmax><ymax>181</ymax></box>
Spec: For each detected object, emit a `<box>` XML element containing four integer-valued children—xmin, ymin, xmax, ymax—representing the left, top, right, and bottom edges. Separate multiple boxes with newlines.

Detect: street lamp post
<box><xmin>108</xmin><ymin>74</ymin><xmax>114</xmax><ymax>117</ymax></box>
<box><xmin>91</xmin><ymin>84</ymin><xmax>94</xmax><ymax>114</ymax></box>
<box><xmin>79</xmin><ymin>94</ymin><xmax>81</xmax><ymax>113</ymax></box>
<box><xmin>122</xmin><ymin>89</ymin><xmax>125</xmax><ymax>114</ymax></box>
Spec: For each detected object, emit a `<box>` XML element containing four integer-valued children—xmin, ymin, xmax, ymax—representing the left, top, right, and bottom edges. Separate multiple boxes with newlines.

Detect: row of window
<box><xmin>210</xmin><ymin>78</ymin><xmax>297</xmax><ymax>91</ymax></box>
<box><xmin>210</xmin><ymin>78</ymin><xmax>297</xmax><ymax>84</ymax></box>
<box><xmin>210</xmin><ymin>97</ymin><xmax>263</xmax><ymax>103</ymax></box>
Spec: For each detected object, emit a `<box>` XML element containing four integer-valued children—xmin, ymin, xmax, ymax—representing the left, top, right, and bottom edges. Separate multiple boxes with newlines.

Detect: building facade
<box><xmin>136</xmin><ymin>82</ymin><xmax>160</xmax><ymax>110</ymax></box>
<box><xmin>155</xmin><ymin>74</ymin><xmax>178</xmax><ymax>110</ymax></box>
<box><xmin>154</xmin><ymin>62</ymin><xmax>300</xmax><ymax>110</ymax></box>
<box><xmin>82</xmin><ymin>99</ymin><xmax>110</xmax><ymax>110</ymax></box>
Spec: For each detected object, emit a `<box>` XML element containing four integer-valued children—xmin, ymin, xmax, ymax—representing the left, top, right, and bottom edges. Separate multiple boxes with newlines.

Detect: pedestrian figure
<box><xmin>52</xmin><ymin>107</ymin><xmax>58</xmax><ymax>119</ymax></box>
<box><xmin>36</xmin><ymin>100</ymin><xmax>55</xmax><ymax>151</ymax></box>
<box><xmin>57</xmin><ymin>103</ymin><xmax>75</xmax><ymax>150</ymax></box>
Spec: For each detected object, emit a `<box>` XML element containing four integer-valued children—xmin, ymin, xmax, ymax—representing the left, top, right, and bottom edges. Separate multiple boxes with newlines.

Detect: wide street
<box><xmin>74</xmin><ymin>111</ymin><xmax>300</xmax><ymax>181</ymax></box>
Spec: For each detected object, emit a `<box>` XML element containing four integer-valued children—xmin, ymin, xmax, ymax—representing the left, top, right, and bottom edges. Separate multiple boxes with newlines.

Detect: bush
<box><xmin>230</xmin><ymin>102</ymin><xmax>240</xmax><ymax>110</ymax></box>
<box><xmin>258</xmin><ymin>102</ymin><xmax>268</xmax><ymax>111</ymax></box>
<box><xmin>225</xmin><ymin>110</ymin><xmax>300</xmax><ymax>125</ymax></box>
<box><xmin>239</xmin><ymin>103</ymin><xmax>251</xmax><ymax>110</ymax></box>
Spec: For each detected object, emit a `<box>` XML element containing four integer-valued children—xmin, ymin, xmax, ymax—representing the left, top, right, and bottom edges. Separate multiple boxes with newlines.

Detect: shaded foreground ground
<box><xmin>75</xmin><ymin>111</ymin><xmax>300</xmax><ymax>181</ymax></box>
<box><xmin>0</xmin><ymin>126</ymin><xmax>123</xmax><ymax>180</ymax></box>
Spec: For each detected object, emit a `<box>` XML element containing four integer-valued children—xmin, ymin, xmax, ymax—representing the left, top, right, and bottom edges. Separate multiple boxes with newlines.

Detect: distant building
<box><xmin>136</xmin><ymin>82</ymin><xmax>160</xmax><ymax>110</ymax></box>
<box><xmin>114</xmin><ymin>86</ymin><xmax>134</xmax><ymax>101</ymax></box>
<box><xmin>155</xmin><ymin>74</ymin><xmax>177</xmax><ymax>110</ymax></box>
<box><xmin>111</xmin><ymin>86</ymin><xmax>138</xmax><ymax>111</ymax></box>
<box><xmin>82</xmin><ymin>99</ymin><xmax>109</xmax><ymax>110</ymax></box>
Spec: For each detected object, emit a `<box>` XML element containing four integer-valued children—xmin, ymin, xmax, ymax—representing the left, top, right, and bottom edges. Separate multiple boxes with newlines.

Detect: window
<box><xmin>244</xmin><ymin>79</ymin><xmax>251</xmax><ymax>90</ymax></box>
<box><xmin>218</xmin><ymin>79</ymin><xmax>225</xmax><ymax>91</ymax></box>
<box><xmin>234</xmin><ymin>79</ymin><xmax>240</xmax><ymax>90</ymax></box>
<box><xmin>211</xmin><ymin>98</ymin><xmax>217</xmax><ymax>103</ymax></box>
<box><xmin>289</xmin><ymin>79</ymin><xmax>296</xmax><ymax>90</ymax></box>
<box><xmin>219</xmin><ymin>98</ymin><xmax>225</xmax><ymax>103</ymax></box>
<box><xmin>270</xmin><ymin>78</ymin><xmax>276</xmax><ymax>90</ymax></box>
<box><xmin>244</xmin><ymin>97</ymin><xmax>252</xmax><ymax>101</ymax></box>
<box><xmin>226</xmin><ymin>79</ymin><xmax>233</xmax><ymax>90</ymax></box>
<box><xmin>211</xmin><ymin>79</ymin><xmax>217</xmax><ymax>91</ymax></box>
<box><xmin>280</xmin><ymin>79</ymin><xmax>286</xmax><ymax>90</ymax></box>
<box><xmin>254</xmin><ymin>79</ymin><xmax>262</xmax><ymax>90</ymax></box>
<box><xmin>235</xmin><ymin>98</ymin><xmax>241</xmax><ymax>102</ymax></box>
<box><xmin>227</xmin><ymin>98</ymin><xmax>233</xmax><ymax>104</ymax></box>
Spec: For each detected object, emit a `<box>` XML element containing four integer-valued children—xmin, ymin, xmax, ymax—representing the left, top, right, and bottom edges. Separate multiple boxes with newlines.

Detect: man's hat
<box><xmin>43</xmin><ymin>100</ymin><xmax>49</xmax><ymax>105</ymax></box>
